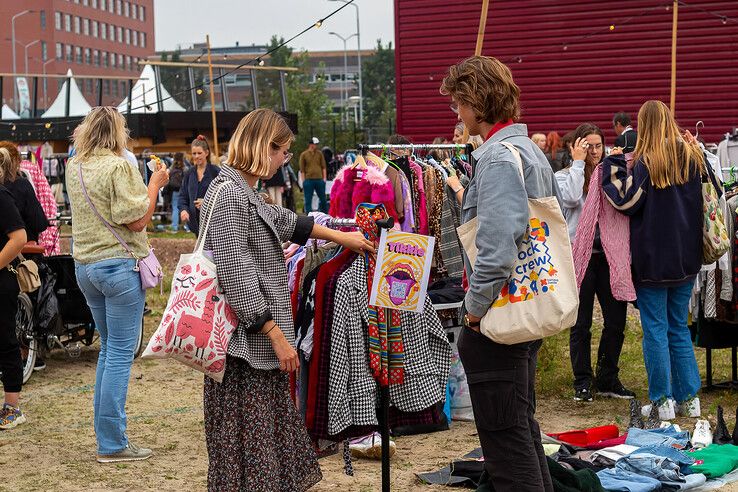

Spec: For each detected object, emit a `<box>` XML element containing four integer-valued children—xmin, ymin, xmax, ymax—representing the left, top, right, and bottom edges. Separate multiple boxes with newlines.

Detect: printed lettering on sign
<box><xmin>369</xmin><ymin>229</ymin><xmax>435</xmax><ymax>313</ymax></box>
<box><xmin>492</xmin><ymin>217</ymin><xmax>559</xmax><ymax>308</ymax></box>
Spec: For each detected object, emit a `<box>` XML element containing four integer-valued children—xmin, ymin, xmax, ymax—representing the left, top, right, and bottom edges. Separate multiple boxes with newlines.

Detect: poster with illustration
<box><xmin>369</xmin><ymin>229</ymin><xmax>435</xmax><ymax>313</ymax></box>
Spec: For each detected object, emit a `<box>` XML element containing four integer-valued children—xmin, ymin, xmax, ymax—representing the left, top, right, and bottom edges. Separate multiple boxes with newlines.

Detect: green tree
<box><xmin>361</xmin><ymin>40</ymin><xmax>396</xmax><ymax>142</ymax></box>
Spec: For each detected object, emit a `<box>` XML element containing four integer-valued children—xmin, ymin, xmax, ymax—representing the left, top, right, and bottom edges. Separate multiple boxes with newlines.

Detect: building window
<box><xmin>100</xmin><ymin>0</ymin><xmax>105</xmax><ymax>11</ymax></box>
<box><xmin>93</xmin><ymin>49</ymin><xmax>99</xmax><ymax>66</ymax></box>
<box><xmin>109</xmin><ymin>0</ymin><xmax>114</xmax><ymax>13</ymax></box>
<box><xmin>92</xmin><ymin>0</ymin><xmax>98</xmax><ymax>8</ymax></box>
<box><xmin>83</xmin><ymin>18</ymin><xmax>89</xmax><ymax>36</ymax></box>
<box><xmin>117</xmin><ymin>26</ymin><xmax>122</xmax><ymax>42</ymax></box>
<box><xmin>64</xmin><ymin>14</ymin><xmax>71</xmax><ymax>32</ymax></box>
<box><xmin>110</xmin><ymin>53</ymin><xmax>116</xmax><ymax>67</ymax></box>
<box><xmin>55</xmin><ymin>12</ymin><xmax>61</xmax><ymax>30</ymax></box>
<box><xmin>124</xmin><ymin>1</ymin><xmax>129</xmax><ymax>17</ymax></box>
<box><xmin>125</xmin><ymin>55</ymin><xmax>131</xmax><ymax>70</ymax></box>
<box><xmin>92</xmin><ymin>20</ymin><xmax>98</xmax><ymax>37</ymax></box>
<box><xmin>139</xmin><ymin>5</ymin><xmax>145</xmax><ymax>21</ymax></box>
<box><xmin>112</xmin><ymin>80</ymin><xmax>118</xmax><ymax>97</ymax></box>
<box><xmin>86</xmin><ymin>79</ymin><xmax>92</xmax><ymax>93</ymax></box>
<box><xmin>84</xmin><ymin>48</ymin><xmax>91</xmax><ymax>64</ymax></box>
<box><xmin>41</xmin><ymin>41</ymin><xmax>47</xmax><ymax>61</ymax></box>
<box><xmin>104</xmin><ymin>79</ymin><xmax>110</xmax><ymax>95</ymax></box>
<box><xmin>74</xmin><ymin>16</ymin><xmax>80</xmax><ymax>34</ymax></box>
<box><xmin>109</xmin><ymin>24</ymin><xmax>114</xmax><ymax>39</ymax></box>
<box><xmin>66</xmin><ymin>45</ymin><xmax>73</xmax><ymax>62</ymax></box>
<box><xmin>118</xmin><ymin>53</ymin><xmax>123</xmax><ymax>68</ymax></box>
<box><xmin>75</xmin><ymin>46</ymin><xmax>82</xmax><ymax>64</ymax></box>
<box><xmin>132</xmin><ymin>3</ymin><xmax>137</xmax><ymax>19</ymax></box>
<box><xmin>140</xmin><ymin>32</ymin><xmax>146</xmax><ymax>48</ymax></box>
<box><xmin>40</xmin><ymin>10</ymin><xmax>46</xmax><ymax>30</ymax></box>
<box><xmin>116</xmin><ymin>0</ymin><xmax>121</xmax><ymax>15</ymax></box>
<box><xmin>74</xmin><ymin>0</ymin><xmax>79</xmax><ymax>3</ymax></box>
<box><xmin>102</xmin><ymin>51</ymin><xmax>108</xmax><ymax>67</ymax></box>
<box><xmin>83</xmin><ymin>0</ymin><xmax>89</xmax><ymax>6</ymax></box>
<box><xmin>123</xmin><ymin>28</ymin><xmax>129</xmax><ymax>44</ymax></box>
<box><xmin>100</xmin><ymin>22</ymin><xmax>106</xmax><ymax>39</ymax></box>
<box><xmin>56</xmin><ymin>43</ymin><xmax>63</xmax><ymax>60</ymax></box>
<box><xmin>131</xmin><ymin>30</ymin><xmax>138</xmax><ymax>47</ymax></box>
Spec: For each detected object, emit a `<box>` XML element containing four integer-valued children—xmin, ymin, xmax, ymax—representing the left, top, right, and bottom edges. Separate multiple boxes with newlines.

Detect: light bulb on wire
<box><xmin>196</xmin><ymin>88</ymin><xmax>203</xmax><ymax>95</ymax></box>
<box><xmin>722</xmin><ymin>16</ymin><xmax>728</xmax><ymax>25</ymax></box>
<box><xmin>44</xmin><ymin>123</ymin><xmax>52</xmax><ymax>129</ymax></box>
<box><xmin>609</xmin><ymin>25</ymin><xmax>615</xmax><ymax>31</ymax></box>
<box><xmin>11</xmin><ymin>125</ymin><xmax>16</xmax><ymax>131</ymax></box>
<box><xmin>258</xmin><ymin>59</ymin><xmax>265</xmax><ymax>67</ymax></box>
<box><xmin>315</xmin><ymin>20</ymin><xmax>323</xmax><ymax>28</ymax></box>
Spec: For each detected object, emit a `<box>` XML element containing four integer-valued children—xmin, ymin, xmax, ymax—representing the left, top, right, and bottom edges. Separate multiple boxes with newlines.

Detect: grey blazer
<box><xmin>200</xmin><ymin>165</ymin><xmax>313</xmax><ymax>370</ymax></box>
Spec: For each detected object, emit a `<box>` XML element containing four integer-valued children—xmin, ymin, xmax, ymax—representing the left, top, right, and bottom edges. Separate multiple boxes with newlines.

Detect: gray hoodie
<box><xmin>461</xmin><ymin>124</ymin><xmax>563</xmax><ymax>318</ymax></box>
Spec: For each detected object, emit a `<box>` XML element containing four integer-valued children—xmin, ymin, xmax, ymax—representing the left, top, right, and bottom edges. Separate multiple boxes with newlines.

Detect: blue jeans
<box><xmin>75</xmin><ymin>258</ymin><xmax>145</xmax><ymax>455</ymax></box>
<box><xmin>303</xmin><ymin>178</ymin><xmax>327</xmax><ymax>213</ymax></box>
<box><xmin>636</xmin><ymin>281</ymin><xmax>701</xmax><ymax>403</ymax></box>
<box><xmin>171</xmin><ymin>190</ymin><xmax>180</xmax><ymax>230</ymax></box>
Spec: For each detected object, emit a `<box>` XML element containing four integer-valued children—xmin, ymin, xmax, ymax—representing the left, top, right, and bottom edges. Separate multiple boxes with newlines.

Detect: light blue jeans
<box><xmin>636</xmin><ymin>281</ymin><xmax>701</xmax><ymax>403</ymax></box>
<box><xmin>75</xmin><ymin>258</ymin><xmax>145</xmax><ymax>455</ymax></box>
<box><xmin>171</xmin><ymin>190</ymin><xmax>180</xmax><ymax>231</ymax></box>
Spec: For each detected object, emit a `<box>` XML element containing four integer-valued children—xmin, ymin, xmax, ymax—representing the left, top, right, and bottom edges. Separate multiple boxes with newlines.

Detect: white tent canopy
<box><xmin>117</xmin><ymin>64</ymin><xmax>186</xmax><ymax>113</ymax></box>
<box><xmin>2</xmin><ymin>104</ymin><xmax>20</xmax><ymax>120</ymax></box>
<box><xmin>41</xmin><ymin>69</ymin><xmax>92</xmax><ymax>118</ymax></box>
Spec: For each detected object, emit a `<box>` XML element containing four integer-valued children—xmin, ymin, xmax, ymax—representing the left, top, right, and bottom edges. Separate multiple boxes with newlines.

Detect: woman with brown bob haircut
<box><xmin>441</xmin><ymin>55</ymin><xmax>559</xmax><ymax>491</ymax></box>
<box><xmin>198</xmin><ymin>108</ymin><xmax>373</xmax><ymax>491</ymax></box>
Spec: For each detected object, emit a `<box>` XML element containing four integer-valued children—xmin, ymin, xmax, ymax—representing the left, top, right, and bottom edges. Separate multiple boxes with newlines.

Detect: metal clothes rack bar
<box><xmin>325</xmin><ymin>214</ymin><xmax>395</xmax><ymax>492</ymax></box>
<box><xmin>358</xmin><ymin>143</ymin><xmax>477</xmax><ymax>177</ymax></box>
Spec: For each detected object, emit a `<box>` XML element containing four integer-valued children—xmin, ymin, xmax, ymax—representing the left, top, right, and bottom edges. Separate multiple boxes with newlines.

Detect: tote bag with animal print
<box><xmin>142</xmin><ymin>183</ymin><xmax>237</xmax><ymax>382</ymax></box>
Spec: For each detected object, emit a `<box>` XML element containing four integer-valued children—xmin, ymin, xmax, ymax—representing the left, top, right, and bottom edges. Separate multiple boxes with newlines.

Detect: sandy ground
<box><xmin>4</xmin><ymin>237</ymin><xmax>738</xmax><ymax>490</ymax></box>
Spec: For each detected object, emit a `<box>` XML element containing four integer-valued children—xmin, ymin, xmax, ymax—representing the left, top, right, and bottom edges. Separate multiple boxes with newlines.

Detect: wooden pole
<box><xmin>205</xmin><ymin>35</ymin><xmax>220</xmax><ymax>158</ymax></box>
<box><xmin>475</xmin><ymin>0</ymin><xmax>490</xmax><ymax>56</ymax></box>
<box><xmin>670</xmin><ymin>0</ymin><xmax>678</xmax><ymax>114</ymax></box>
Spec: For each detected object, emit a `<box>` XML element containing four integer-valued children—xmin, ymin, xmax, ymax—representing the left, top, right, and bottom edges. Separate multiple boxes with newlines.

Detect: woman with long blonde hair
<box><xmin>66</xmin><ymin>107</ymin><xmax>169</xmax><ymax>463</ymax></box>
<box><xmin>199</xmin><ymin>108</ymin><xmax>372</xmax><ymax>491</ymax></box>
<box><xmin>603</xmin><ymin>100</ymin><xmax>705</xmax><ymax>420</ymax></box>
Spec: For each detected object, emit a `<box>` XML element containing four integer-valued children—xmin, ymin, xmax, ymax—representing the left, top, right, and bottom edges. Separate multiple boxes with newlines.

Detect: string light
<box><xmin>562</xmin><ymin>44</ymin><xmax>568</xmax><ymax>51</ymax></box>
<box><xmin>258</xmin><ymin>59</ymin><xmax>265</xmax><ymax>67</ymax></box>
<box><xmin>44</xmin><ymin>123</ymin><xmax>51</xmax><ymax>129</ymax></box>
<box><xmin>516</xmin><ymin>57</ymin><xmax>522</xmax><ymax>63</ymax></box>
<box><xmin>196</xmin><ymin>88</ymin><xmax>203</xmax><ymax>95</ymax></box>
<box><xmin>722</xmin><ymin>16</ymin><xmax>728</xmax><ymax>24</ymax></box>
<box><xmin>11</xmin><ymin>125</ymin><xmax>16</xmax><ymax>131</ymax></box>
<box><xmin>609</xmin><ymin>24</ymin><xmax>615</xmax><ymax>30</ymax></box>
<box><xmin>315</xmin><ymin>20</ymin><xmax>323</xmax><ymax>28</ymax></box>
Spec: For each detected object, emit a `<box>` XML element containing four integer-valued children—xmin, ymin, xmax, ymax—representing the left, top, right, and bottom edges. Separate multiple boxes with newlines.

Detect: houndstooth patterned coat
<box><xmin>200</xmin><ymin>166</ymin><xmax>314</xmax><ymax>370</ymax></box>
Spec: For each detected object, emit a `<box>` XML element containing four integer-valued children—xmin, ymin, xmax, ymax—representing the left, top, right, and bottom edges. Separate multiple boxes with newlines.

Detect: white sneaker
<box><xmin>348</xmin><ymin>432</ymin><xmax>396</xmax><ymax>460</ymax></box>
<box><xmin>642</xmin><ymin>399</ymin><xmax>676</xmax><ymax>421</ymax></box>
<box><xmin>659</xmin><ymin>421</ymin><xmax>682</xmax><ymax>432</ymax></box>
<box><xmin>678</xmin><ymin>398</ymin><xmax>701</xmax><ymax>418</ymax></box>
<box><xmin>692</xmin><ymin>419</ymin><xmax>712</xmax><ymax>449</ymax></box>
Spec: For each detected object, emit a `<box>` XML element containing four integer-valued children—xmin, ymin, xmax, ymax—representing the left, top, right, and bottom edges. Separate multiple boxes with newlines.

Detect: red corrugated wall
<box><xmin>394</xmin><ymin>0</ymin><xmax>738</xmax><ymax>145</ymax></box>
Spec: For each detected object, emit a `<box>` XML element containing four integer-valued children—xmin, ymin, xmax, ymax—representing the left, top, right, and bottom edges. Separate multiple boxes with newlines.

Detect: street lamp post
<box><xmin>11</xmin><ymin>9</ymin><xmax>35</xmax><ymax>111</ymax></box>
<box><xmin>42</xmin><ymin>58</ymin><xmax>55</xmax><ymax>108</ymax></box>
<box><xmin>329</xmin><ymin>32</ymin><xmax>357</xmax><ymax>127</ymax></box>
<box><xmin>329</xmin><ymin>0</ymin><xmax>362</xmax><ymax>125</ymax></box>
<box><xmin>23</xmin><ymin>39</ymin><xmax>41</xmax><ymax>76</ymax></box>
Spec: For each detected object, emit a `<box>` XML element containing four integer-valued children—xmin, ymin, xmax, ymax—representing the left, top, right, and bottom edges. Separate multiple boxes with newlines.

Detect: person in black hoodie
<box><xmin>602</xmin><ymin>100</ymin><xmax>705</xmax><ymax>421</ymax></box>
<box><xmin>0</xmin><ymin>142</ymin><xmax>48</xmax><ymax>242</ymax></box>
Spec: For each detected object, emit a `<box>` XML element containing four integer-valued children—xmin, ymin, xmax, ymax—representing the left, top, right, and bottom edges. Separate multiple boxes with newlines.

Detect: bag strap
<box><xmin>193</xmin><ymin>181</ymin><xmax>233</xmax><ymax>255</ymax></box>
<box><xmin>77</xmin><ymin>160</ymin><xmax>138</xmax><ymax>259</ymax></box>
<box><xmin>498</xmin><ymin>141</ymin><xmax>525</xmax><ymax>182</ymax></box>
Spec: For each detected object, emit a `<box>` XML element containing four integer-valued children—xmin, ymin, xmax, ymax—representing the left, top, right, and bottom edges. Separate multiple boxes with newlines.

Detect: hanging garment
<box><xmin>410</xmin><ymin>159</ymin><xmax>429</xmax><ymax>235</ymax></box>
<box><xmin>439</xmin><ymin>182</ymin><xmax>465</xmax><ymax>278</ymax></box>
<box><xmin>328</xmin><ymin>255</ymin><xmax>451</xmax><ymax>437</ymax></box>
<box><xmin>328</xmin><ymin>164</ymin><xmax>399</xmax><ymax>224</ymax></box>
<box><xmin>398</xmin><ymin>171</ymin><xmax>415</xmax><ymax>232</ymax></box>
<box><xmin>20</xmin><ymin>160</ymin><xmax>59</xmax><ymax>256</ymax></box>
<box><xmin>366</xmin><ymin>153</ymin><xmax>405</xmax><ymax>220</ymax></box>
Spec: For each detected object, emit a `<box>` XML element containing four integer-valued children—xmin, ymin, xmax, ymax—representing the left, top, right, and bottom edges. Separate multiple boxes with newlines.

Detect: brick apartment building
<box><xmin>0</xmin><ymin>0</ymin><xmax>155</xmax><ymax>113</ymax></box>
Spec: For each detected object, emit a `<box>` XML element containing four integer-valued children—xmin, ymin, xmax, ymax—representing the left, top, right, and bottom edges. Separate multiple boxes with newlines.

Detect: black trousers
<box><xmin>569</xmin><ymin>252</ymin><xmax>627</xmax><ymax>391</ymax></box>
<box><xmin>458</xmin><ymin>326</ymin><xmax>554</xmax><ymax>492</ymax></box>
<box><xmin>0</xmin><ymin>269</ymin><xmax>22</xmax><ymax>393</ymax></box>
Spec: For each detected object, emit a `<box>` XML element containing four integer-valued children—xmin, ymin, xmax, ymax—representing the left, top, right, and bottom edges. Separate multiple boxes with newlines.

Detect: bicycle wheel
<box><xmin>16</xmin><ymin>293</ymin><xmax>37</xmax><ymax>385</ymax></box>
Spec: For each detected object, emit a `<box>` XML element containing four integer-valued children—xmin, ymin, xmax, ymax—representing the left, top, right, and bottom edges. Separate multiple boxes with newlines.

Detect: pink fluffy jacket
<box><xmin>572</xmin><ymin>164</ymin><xmax>636</xmax><ymax>302</ymax></box>
<box><xmin>329</xmin><ymin>164</ymin><xmax>400</xmax><ymax>223</ymax></box>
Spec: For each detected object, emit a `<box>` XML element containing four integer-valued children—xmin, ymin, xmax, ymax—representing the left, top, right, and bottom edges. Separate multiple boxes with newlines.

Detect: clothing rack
<box><xmin>358</xmin><ymin>143</ymin><xmax>476</xmax><ymax>176</ymax></box>
<box><xmin>326</xmin><ymin>214</ymin><xmax>395</xmax><ymax>492</ymax></box>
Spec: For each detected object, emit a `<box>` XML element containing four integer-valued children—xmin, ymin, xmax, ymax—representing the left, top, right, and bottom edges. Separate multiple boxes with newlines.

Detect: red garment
<box><xmin>485</xmin><ymin>120</ymin><xmax>515</xmax><ymax>141</ymax></box>
<box><xmin>305</xmin><ymin>249</ymin><xmax>355</xmax><ymax>431</ymax></box>
<box><xmin>582</xmin><ymin>433</ymin><xmax>628</xmax><ymax>450</ymax></box>
<box><xmin>290</xmin><ymin>258</ymin><xmax>305</xmax><ymax>320</ymax></box>
<box><xmin>328</xmin><ymin>164</ymin><xmax>399</xmax><ymax>224</ymax></box>
<box><xmin>20</xmin><ymin>160</ymin><xmax>59</xmax><ymax>256</ymax></box>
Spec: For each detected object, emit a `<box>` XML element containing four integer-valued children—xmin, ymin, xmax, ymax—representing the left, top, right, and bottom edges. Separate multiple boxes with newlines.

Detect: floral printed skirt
<box><xmin>204</xmin><ymin>356</ymin><xmax>322</xmax><ymax>492</ymax></box>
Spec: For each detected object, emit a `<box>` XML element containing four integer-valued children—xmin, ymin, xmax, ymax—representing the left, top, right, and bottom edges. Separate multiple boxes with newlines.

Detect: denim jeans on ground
<box><xmin>631</xmin><ymin>443</ymin><xmax>695</xmax><ymax>471</ymax></box>
<box><xmin>303</xmin><ymin>178</ymin><xmax>327</xmax><ymax>213</ymax></box>
<box><xmin>596</xmin><ymin>468</ymin><xmax>661</xmax><ymax>492</ymax></box>
<box><xmin>625</xmin><ymin>427</ymin><xmax>691</xmax><ymax>449</ymax></box>
<box><xmin>171</xmin><ymin>190</ymin><xmax>180</xmax><ymax>230</ymax></box>
<box><xmin>75</xmin><ymin>258</ymin><xmax>145</xmax><ymax>455</ymax></box>
<box><xmin>636</xmin><ymin>281</ymin><xmax>701</xmax><ymax>403</ymax></box>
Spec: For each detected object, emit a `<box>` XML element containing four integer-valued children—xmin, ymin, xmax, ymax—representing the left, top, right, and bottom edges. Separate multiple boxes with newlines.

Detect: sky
<box><xmin>154</xmin><ymin>0</ymin><xmax>394</xmax><ymax>53</ymax></box>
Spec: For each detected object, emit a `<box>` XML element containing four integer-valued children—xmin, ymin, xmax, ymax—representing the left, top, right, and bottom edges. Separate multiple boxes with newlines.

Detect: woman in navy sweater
<box><xmin>602</xmin><ymin>100</ymin><xmax>705</xmax><ymax>421</ymax></box>
<box><xmin>178</xmin><ymin>135</ymin><xmax>220</xmax><ymax>236</ymax></box>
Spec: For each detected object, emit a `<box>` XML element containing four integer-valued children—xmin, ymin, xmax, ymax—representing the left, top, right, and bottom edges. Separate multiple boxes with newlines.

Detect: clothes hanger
<box><xmin>695</xmin><ymin>121</ymin><xmax>704</xmax><ymax>140</ymax></box>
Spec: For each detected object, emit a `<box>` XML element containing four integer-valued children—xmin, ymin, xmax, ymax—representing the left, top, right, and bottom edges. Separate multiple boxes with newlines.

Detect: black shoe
<box><xmin>715</xmin><ymin>405</ymin><xmax>733</xmax><ymax>445</ymax></box>
<box><xmin>629</xmin><ymin>399</ymin><xmax>645</xmax><ymax>429</ymax></box>
<box><xmin>573</xmin><ymin>387</ymin><xmax>594</xmax><ymax>402</ymax></box>
<box><xmin>33</xmin><ymin>358</ymin><xmax>46</xmax><ymax>372</ymax></box>
<box><xmin>596</xmin><ymin>380</ymin><xmax>636</xmax><ymax>400</ymax></box>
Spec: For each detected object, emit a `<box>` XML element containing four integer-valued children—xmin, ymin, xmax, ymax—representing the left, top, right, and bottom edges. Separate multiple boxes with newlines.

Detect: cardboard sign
<box><xmin>369</xmin><ymin>229</ymin><xmax>435</xmax><ymax>313</ymax></box>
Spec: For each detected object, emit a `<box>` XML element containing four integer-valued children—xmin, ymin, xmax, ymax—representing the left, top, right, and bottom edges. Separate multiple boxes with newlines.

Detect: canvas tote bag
<box><xmin>457</xmin><ymin>142</ymin><xmax>579</xmax><ymax>344</ymax></box>
<box><xmin>142</xmin><ymin>182</ymin><xmax>238</xmax><ymax>382</ymax></box>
